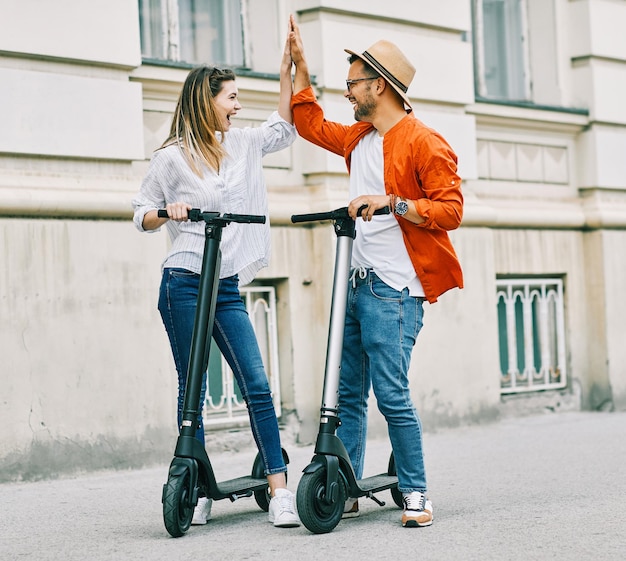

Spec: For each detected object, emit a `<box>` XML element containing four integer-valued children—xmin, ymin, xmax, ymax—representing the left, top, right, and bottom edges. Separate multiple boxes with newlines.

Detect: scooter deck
<box><xmin>213</xmin><ymin>475</ymin><xmax>268</xmax><ymax>499</ymax></box>
<box><xmin>356</xmin><ymin>474</ymin><xmax>397</xmax><ymax>494</ymax></box>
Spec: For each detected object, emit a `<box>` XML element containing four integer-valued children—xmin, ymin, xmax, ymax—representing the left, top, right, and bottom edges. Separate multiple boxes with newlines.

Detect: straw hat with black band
<box><xmin>345</xmin><ymin>40</ymin><xmax>416</xmax><ymax>111</ymax></box>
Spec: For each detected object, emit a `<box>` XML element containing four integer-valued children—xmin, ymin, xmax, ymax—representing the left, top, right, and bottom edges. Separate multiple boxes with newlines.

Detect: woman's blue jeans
<box><xmin>337</xmin><ymin>270</ymin><xmax>427</xmax><ymax>493</ymax></box>
<box><xmin>158</xmin><ymin>269</ymin><xmax>286</xmax><ymax>476</ymax></box>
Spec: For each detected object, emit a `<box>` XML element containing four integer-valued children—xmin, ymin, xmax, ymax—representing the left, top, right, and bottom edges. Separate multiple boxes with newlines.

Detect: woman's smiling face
<box><xmin>213</xmin><ymin>80</ymin><xmax>242</xmax><ymax>130</ymax></box>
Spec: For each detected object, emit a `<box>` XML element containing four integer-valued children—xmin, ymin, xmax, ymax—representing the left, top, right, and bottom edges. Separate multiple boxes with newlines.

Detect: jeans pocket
<box><xmin>369</xmin><ymin>276</ymin><xmax>401</xmax><ymax>301</ymax></box>
<box><xmin>168</xmin><ymin>268</ymin><xmax>197</xmax><ymax>279</ymax></box>
<box><xmin>160</xmin><ymin>269</ymin><xmax>200</xmax><ymax>311</ymax></box>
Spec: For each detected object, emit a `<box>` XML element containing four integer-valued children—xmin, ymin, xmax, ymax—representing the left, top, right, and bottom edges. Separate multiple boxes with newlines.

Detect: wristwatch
<box><xmin>394</xmin><ymin>196</ymin><xmax>409</xmax><ymax>216</ymax></box>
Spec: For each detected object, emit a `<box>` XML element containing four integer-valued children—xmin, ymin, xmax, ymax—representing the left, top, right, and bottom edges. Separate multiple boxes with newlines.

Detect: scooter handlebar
<box><xmin>291</xmin><ymin>205</ymin><xmax>390</xmax><ymax>224</ymax></box>
<box><xmin>157</xmin><ymin>209</ymin><xmax>266</xmax><ymax>224</ymax></box>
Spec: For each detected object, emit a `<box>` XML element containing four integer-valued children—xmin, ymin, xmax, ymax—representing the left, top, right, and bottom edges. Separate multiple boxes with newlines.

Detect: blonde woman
<box><xmin>132</xmin><ymin>24</ymin><xmax>299</xmax><ymax>528</ymax></box>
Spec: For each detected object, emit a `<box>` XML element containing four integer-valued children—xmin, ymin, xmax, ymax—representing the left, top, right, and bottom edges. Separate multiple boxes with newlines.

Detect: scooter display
<box><xmin>158</xmin><ymin>208</ymin><xmax>290</xmax><ymax>538</ymax></box>
<box><xmin>291</xmin><ymin>205</ymin><xmax>403</xmax><ymax>534</ymax></box>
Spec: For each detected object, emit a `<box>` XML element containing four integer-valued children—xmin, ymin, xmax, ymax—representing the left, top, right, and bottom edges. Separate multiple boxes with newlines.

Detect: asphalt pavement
<box><xmin>1</xmin><ymin>411</ymin><xmax>624</xmax><ymax>561</ymax></box>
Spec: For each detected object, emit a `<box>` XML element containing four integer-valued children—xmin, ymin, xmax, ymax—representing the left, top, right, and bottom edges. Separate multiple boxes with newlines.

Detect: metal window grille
<box><xmin>203</xmin><ymin>285</ymin><xmax>281</xmax><ymax>425</ymax></box>
<box><xmin>496</xmin><ymin>278</ymin><xmax>567</xmax><ymax>394</ymax></box>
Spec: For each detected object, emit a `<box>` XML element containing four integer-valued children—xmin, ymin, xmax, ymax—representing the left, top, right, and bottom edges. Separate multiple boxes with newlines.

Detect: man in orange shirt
<box><xmin>288</xmin><ymin>16</ymin><xmax>463</xmax><ymax>527</ymax></box>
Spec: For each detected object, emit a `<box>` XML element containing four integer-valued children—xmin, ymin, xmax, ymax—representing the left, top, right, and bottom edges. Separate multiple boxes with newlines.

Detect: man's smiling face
<box><xmin>344</xmin><ymin>60</ymin><xmax>379</xmax><ymax>122</ymax></box>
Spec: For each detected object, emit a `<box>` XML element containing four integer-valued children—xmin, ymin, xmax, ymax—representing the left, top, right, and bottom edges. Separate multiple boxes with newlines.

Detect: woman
<box><xmin>132</xmin><ymin>25</ymin><xmax>299</xmax><ymax>528</ymax></box>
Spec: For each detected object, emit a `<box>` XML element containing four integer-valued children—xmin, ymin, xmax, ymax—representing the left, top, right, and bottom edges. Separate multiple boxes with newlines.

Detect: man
<box><xmin>288</xmin><ymin>16</ymin><xmax>463</xmax><ymax>528</ymax></box>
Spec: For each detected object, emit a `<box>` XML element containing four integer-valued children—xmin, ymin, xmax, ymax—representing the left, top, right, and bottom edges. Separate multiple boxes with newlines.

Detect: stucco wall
<box><xmin>0</xmin><ymin>219</ymin><xmax>176</xmax><ymax>481</ymax></box>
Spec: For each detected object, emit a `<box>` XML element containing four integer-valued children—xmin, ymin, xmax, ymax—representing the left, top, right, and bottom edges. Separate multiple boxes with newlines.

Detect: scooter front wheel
<box><xmin>297</xmin><ymin>468</ymin><xmax>346</xmax><ymax>534</ymax></box>
<box><xmin>162</xmin><ymin>468</ymin><xmax>194</xmax><ymax>537</ymax></box>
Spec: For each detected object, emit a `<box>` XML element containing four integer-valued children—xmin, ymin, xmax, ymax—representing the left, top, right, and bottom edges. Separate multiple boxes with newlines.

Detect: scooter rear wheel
<box><xmin>162</xmin><ymin>468</ymin><xmax>194</xmax><ymax>537</ymax></box>
<box><xmin>297</xmin><ymin>468</ymin><xmax>346</xmax><ymax>534</ymax></box>
<box><xmin>387</xmin><ymin>452</ymin><xmax>404</xmax><ymax>508</ymax></box>
<box><xmin>251</xmin><ymin>452</ymin><xmax>271</xmax><ymax>512</ymax></box>
<box><xmin>251</xmin><ymin>449</ymin><xmax>290</xmax><ymax>512</ymax></box>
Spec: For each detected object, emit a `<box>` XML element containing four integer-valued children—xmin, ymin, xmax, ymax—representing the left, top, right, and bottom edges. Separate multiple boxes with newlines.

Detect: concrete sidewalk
<box><xmin>1</xmin><ymin>411</ymin><xmax>624</xmax><ymax>561</ymax></box>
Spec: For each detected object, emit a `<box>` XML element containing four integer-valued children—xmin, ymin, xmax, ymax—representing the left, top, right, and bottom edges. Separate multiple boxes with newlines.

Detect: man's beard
<box><xmin>354</xmin><ymin>91</ymin><xmax>376</xmax><ymax>122</ymax></box>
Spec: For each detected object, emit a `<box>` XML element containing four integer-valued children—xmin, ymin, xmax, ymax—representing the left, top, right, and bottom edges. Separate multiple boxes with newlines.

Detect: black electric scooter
<box><xmin>158</xmin><ymin>208</ymin><xmax>290</xmax><ymax>538</ymax></box>
<box><xmin>291</xmin><ymin>205</ymin><xmax>403</xmax><ymax>534</ymax></box>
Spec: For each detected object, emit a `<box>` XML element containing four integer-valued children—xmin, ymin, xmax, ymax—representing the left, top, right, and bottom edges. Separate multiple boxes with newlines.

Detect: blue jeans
<box><xmin>337</xmin><ymin>270</ymin><xmax>427</xmax><ymax>493</ymax></box>
<box><xmin>158</xmin><ymin>269</ymin><xmax>286</xmax><ymax>476</ymax></box>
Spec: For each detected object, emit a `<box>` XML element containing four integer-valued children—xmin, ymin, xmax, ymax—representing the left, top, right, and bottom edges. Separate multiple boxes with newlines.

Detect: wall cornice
<box><xmin>467</xmin><ymin>101</ymin><xmax>589</xmax><ymax>134</ymax></box>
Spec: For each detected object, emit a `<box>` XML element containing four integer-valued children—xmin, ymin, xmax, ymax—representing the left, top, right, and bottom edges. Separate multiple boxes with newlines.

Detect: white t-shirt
<box><xmin>350</xmin><ymin>130</ymin><xmax>425</xmax><ymax>297</ymax></box>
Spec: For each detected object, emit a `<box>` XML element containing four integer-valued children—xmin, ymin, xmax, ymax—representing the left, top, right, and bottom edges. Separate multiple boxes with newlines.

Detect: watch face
<box><xmin>395</xmin><ymin>200</ymin><xmax>409</xmax><ymax>216</ymax></box>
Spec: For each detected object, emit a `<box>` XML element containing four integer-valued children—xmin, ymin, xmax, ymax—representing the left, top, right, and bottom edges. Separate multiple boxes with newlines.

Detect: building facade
<box><xmin>1</xmin><ymin>0</ymin><xmax>625</xmax><ymax>481</ymax></box>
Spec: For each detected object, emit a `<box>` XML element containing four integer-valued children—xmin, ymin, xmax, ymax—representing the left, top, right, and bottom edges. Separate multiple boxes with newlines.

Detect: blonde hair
<box><xmin>162</xmin><ymin>66</ymin><xmax>237</xmax><ymax>177</ymax></box>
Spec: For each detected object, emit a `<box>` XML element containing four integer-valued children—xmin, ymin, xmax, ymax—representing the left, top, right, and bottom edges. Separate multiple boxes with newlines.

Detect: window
<box><xmin>475</xmin><ymin>0</ymin><xmax>527</xmax><ymax>100</ymax></box>
<box><xmin>473</xmin><ymin>0</ymin><xmax>561</xmax><ymax>105</ymax></box>
<box><xmin>139</xmin><ymin>0</ymin><xmax>245</xmax><ymax>67</ymax></box>
<box><xmin>496</xmin><ymin>278</ymin><xmax>567</xmax><ymax>394</ymax></box>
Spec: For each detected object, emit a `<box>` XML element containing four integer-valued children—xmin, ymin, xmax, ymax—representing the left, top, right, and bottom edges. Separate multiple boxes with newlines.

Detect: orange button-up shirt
<box><xmin>291</xmin><ymin>86</ymin><xmax>463</xmax><ymax>303</ymax></box>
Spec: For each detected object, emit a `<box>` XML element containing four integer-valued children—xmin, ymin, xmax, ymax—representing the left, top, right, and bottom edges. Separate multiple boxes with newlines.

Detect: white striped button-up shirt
<box><xmin>132</xmin><ymin>112</ymin><xmax>296</xmax><ymax>286</ymax></box>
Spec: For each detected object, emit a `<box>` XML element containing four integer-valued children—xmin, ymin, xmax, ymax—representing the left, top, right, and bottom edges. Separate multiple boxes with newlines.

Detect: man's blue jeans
<box><xmin>337</xmin><ymin>270</ymin><xmax>427</xmax><ymax>493</ymax></box>
<box><xmin>158</xmin><ymin>269</ymin><xmax>286</xmax><ymax>476</ymax></box>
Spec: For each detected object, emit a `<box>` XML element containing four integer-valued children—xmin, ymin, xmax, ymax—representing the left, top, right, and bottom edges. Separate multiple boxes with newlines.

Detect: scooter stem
<box><xmin>180</xmin><ymin>221</ymin><xmax>222</xmax><ymax>437</ymax></box>
<box><xmin>321</xmin><ymin>234</ymin><xmax>353</xmax><ymax>415</ymax></box>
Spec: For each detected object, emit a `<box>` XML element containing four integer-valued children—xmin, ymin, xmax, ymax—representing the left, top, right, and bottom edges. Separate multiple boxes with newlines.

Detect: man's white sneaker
<box><xmin>191</xmin><ymin>496</ymin><xmax>212</xmax><ymax>525</ymax></box>
<box><xmin>342</xmin><ymin>497</ymin><xmax>360</xmax><ymax>518</ymax></box>
<box><xmin>268</xmin><ymin>488</ymin><xmax>301</xmax><ymax>528</ymax></box>
<box><xmin>401</xmin><ymin>491</ymin><xmax>433</xmax><ymax>527</ymax></box>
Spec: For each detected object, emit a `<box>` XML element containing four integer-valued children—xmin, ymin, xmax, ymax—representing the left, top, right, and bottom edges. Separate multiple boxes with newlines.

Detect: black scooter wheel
<box><xmin>251</xmin><ymin>449</ymin><xmax>290</xmax><ymax>512</ymax></box>
<box><xmin>297</xmin><ymin>469</ymin><xmax>346</xmax><ymax>534</ymax></box>
<box><xmin>251</xmin><ymin>452</ymin><xmax>271</xmax><ymax>512</ymax></box>
<box><xmin>162</xmin><ymin>468</ymin><xmax>194</xmax><ymax>537</ymax></box>
<box><xmin>387</xmin><ymin>452</ymin><xmax>404</xmax><ymax>508</ymax></box>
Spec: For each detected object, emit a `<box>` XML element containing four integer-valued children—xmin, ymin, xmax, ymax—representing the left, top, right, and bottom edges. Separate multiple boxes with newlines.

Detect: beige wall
<box><xmin>583</xmin><ymin>229</ymin><xmax>626</xmax><ymax>410</ymax></box>
<box><xmin>0</xmin><ymin>219</ymin><xmax>176</xmax><ymax>480</ymax></box>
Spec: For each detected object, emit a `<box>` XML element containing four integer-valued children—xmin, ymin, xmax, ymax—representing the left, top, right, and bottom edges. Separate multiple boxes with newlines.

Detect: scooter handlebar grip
<box><xmin>291</xmin><ymin>211</ymin><xmax>338</xmax><ymax>223</ymax></box>
<box><xmin>223</xmin><ymin>213</ymin><xmax>266</xmax><ymax>224</ymax></box>
<box><xmin>353</xmin><ymin>204</ymin><xmax>392</xmax><ymax>218</ymax></box>
<box><xmin>360</xmin><ymin>205</ymin><xmax>391</xmax><ymax>216</ymax></box>
<box><xmin>291</xmin><ymin>205</ymin><xmax>390</xmax><ymax>224</ymax></box>
<box><xmin>155</xmin><ymin>210</ymin><xmax>265</xmax><ymax>224</ymax></box>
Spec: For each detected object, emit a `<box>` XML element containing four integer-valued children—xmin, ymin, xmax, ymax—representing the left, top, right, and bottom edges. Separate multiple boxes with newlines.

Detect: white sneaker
<box><xmin>268</xmin><ymin>488</ymin><xmax>301</xmax><ymax>528</ymax></box>
<box><xmin>342</xmin><ymin>497</ymin><xmax>360</xmax><ymax>518</ymax></box>
<box><xmin>191</xmin><ymin>496</ymin><xmax>212</xmax><ymax>525</ymax></box>
<box><xmin>401</xmin><ymin>492</ymin><xmax>433</xmax><ymax>527</ymax></box>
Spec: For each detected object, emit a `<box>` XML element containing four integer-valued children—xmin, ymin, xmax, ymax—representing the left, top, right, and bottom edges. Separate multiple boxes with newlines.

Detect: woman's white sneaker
<box><xmin>268</xmin><ymin>488</ymin><xmax>301</xmax><ymax>528</ymax></box>
<box><xmin>191</xmin><ymin>496</ymin><xmax>212</xmax><ymax>525</ymax></box>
